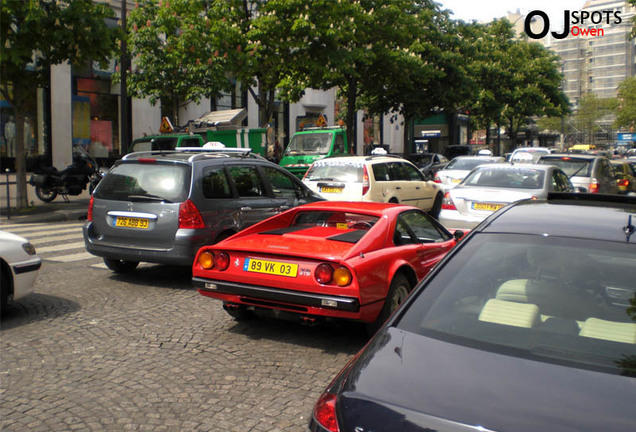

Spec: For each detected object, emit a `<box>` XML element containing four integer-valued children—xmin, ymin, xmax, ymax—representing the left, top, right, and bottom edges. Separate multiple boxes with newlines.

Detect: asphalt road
<box><xmin>0</xmin><ymin>221</ymin><xmax>368</xmax><ymax>431</ymax></box>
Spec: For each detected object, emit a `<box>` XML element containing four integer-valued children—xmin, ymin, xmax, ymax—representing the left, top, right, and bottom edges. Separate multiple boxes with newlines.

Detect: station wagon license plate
<box><xmin>320</xmin><ymin>186</ymin><xmax>343</xmax><ymax>194</ymax></box>
<box><xmin>115</xmin><ymin>217</ymin><xmax>149</xmax><ymax>229</ymax></box>
<box><xmin>472</xmin><ymin>202</ymin><xmax>505</xmax><ymax>212</ymax></box>
<box><xmin>244</xmin><ymin>258</ymin><xmax>298</xmax><ymax>277</ymax></box>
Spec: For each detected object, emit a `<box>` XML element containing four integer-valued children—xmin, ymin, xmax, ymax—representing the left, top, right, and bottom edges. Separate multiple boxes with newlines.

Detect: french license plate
<box><xmin>115</xmin><ymin>217</ymin><xmax>149</xmax><ymax>229</ymax></box>
<box><xmin>451</xmin><ymin>178</ymin><xmax>462</xmax><ymax>183</ymax></box>
<box><xmin>244</xmin><ymin>258</ymin><xmax>298</xmax><ymax>277</ymax></box>
<box><xmin>473</xmin><ymin>202</ymin><xmax>505</xmax><ymax>212</ymax></box>
<box><xmin>320</xmin><ymin>186</ymin><xmax>343</xmax><ymax>194</ymax></box>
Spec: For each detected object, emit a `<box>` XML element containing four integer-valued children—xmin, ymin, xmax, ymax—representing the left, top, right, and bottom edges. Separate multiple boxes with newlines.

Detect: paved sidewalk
<box><xmin>0</xmin><ymin>172</ymin><xmax>90</xmax><ymax>225</ymax></box>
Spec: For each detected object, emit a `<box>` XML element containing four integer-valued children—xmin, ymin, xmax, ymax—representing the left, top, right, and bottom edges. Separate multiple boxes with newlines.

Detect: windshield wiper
<box><xmin>127</xmin><ymin>194</ymin><xmax>173</xmax><ymax>203</ymax></box>
<box><xmin>309</xmin><ymin>177</ymin><xmax>337</xmax><ymax>181</ymax></box>
<box><xmin>567</xmin><ymin>165</ymin><xmax>587</xmax><ymax>178</ymax></box>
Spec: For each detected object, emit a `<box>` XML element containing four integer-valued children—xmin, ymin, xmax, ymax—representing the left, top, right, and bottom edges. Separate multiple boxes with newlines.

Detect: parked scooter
<box><xmin>29</xmin><ymin>145</ymin><xmax>104</xmax><ymax>202</ymax></box>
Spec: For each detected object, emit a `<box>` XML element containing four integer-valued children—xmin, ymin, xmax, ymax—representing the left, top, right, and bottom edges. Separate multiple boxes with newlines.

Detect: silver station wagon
<box><xmin>83</xmin><ymin>148</ymin><xmax>322</xmax><ymax>273</ymax></box>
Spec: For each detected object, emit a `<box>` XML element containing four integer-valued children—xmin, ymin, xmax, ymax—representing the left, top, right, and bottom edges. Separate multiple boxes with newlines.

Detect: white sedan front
<box><xmin>1</xmin><ymin>230</ymin><xmax>41</xmax><ymax>310</ymax></box>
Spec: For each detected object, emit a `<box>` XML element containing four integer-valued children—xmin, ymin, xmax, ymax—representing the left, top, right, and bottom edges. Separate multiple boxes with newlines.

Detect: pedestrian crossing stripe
<box><xmin>36</xmin><ymin>241</ymin><xmax>86</xmax><ymax>254</ymax></box>
<box><xmin>46</xmin><ymin>252</ymin><xmax>95</xmax><ymax>263</ymax></box>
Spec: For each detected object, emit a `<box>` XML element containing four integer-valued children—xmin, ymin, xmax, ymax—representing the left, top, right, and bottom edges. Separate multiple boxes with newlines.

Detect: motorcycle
<box><xmin>29</xmin><ymin>145</ymin><xmax>104</xmax><ymax>202</ymax></box>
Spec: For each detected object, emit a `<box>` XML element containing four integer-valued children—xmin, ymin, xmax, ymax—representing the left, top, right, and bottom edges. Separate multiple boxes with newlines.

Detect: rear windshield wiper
<box><xmin>309</xmin><ymin>177</ymin><xmax>337</xmax><ymax>181</ymax></box>
<box><xmin>126</xmin><ymin>194</ymin><xmax>174</xmax><ymax>203</ymax></box>
<box><xmin>567</xmin><ymin>164</ymin><xmax>587</xmax><ymax>178</ymax></box>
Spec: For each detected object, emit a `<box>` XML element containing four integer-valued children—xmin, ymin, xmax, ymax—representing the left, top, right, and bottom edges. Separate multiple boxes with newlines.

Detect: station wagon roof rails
<box><xmin>364</xmin><ymin>154</ymin><xmax>403</xmax><ymax>161</ymax></box>
<box><xmin>301</xmin><ymin>126</ymin><xmax>343</xmax><ymax>131</ymax></box>
<box><xmin>122</xmin><ymin>147</ymin><xmax>253</xmax><ymax>161</ymax></box>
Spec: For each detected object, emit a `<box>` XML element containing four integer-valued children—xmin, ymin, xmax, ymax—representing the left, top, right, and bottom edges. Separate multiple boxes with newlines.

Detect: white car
<box><xmin>302</xmin><ymin>156</ymin><xmax>444</xmax><ymax>217</ymax></box>
<box><xmin>439</xmin><ymin>163</ymin><xmax>575</xmax><ymax>230</ymax></box>
<box><xmin>1</xmin><ymin>230</ymin><xmax>41</xmax><ymax>311</ymax></box>
<box><xmin>434</xmin><ymin>156</ymin><xmax>504</xmax><ymax>191</ymax></box>
<box><xmin>509</xmin><ymin>147</ymin><xmax>553</xmax><ymax>163</ymax></box>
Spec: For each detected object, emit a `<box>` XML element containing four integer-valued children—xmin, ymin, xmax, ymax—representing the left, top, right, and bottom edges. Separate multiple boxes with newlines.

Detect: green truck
<box><xmin>279</xmin><ymin>127</ymin><xmax>350</xmax><ymax>178</ymax></box>
<box><xmin>128</xmin><ymin>128</ymin><xmax>268</xmax><ymax>156</ymax></box>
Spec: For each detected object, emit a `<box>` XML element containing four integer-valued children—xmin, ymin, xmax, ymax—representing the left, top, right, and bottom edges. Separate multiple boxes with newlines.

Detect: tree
<box><xmin>124</xmin><ymin>0</ymin><xmax>234</xmax><ymax>126</ymax></box>
<box><xmin>465</xmin><ymin>19</ymin><xmax>516</xmax><ymax>148</ymax></box>
<box><xmin>360</xmin><ymin>3</ymin><xmax>474</xmax><ymax>148</ymax></box>
<box><xmin>0</xmin><ymin>0</ymin><xmax>120</xmax><ymax>209</ymax></box>
<box><xmin>615</xmin><ymin>76</ymin><xmax>636</xmax><ymax>130</ymax></box>
<box><xmin>573</xmin><ymin>92</ymin><xmax>617</xmax><ymax>144</ymax></box>
<box><xmin>500</xmin><ymin>41</ymin><xmax>569</xmax><ymax>145</ymax></box>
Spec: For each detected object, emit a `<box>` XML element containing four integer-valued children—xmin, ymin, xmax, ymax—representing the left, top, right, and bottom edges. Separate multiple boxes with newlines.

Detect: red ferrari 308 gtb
<box><xmin>193</xmin><ymin>201</ymin><xmax>463</xmax><ymax>331</ymax></box>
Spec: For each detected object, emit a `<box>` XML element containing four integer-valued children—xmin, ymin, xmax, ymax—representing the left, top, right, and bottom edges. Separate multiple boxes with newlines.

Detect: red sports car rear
<box><xmin>193</xmin><ymin>202</ymin><xmax>460</xmax><ymax>330</ymax></box>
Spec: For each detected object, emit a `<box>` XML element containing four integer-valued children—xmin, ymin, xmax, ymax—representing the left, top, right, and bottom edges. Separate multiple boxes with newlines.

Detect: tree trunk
<box><xmin>346</xmin><ymin>78</ymin><xmax>357</xmax><ymax>153</ymax></box>
<box><xmin>13</xmin><ymin>109</ymin><xmax>28</xmax><ymax>209</ymax></box>
<box><xmin>173</xmin><ymin>98</ymin><xmax>179</xmax><ymax>127</ymax></box>
<box><xmin>403</xmin><ymin>114</ymin><xmax>412</xmax><ymax>154</ymax></box>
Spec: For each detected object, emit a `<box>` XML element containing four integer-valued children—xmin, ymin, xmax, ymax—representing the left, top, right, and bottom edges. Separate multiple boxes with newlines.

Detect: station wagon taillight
<box><xmin>87</xmin><ymin>196</ymin><xmax>94</xmax><ymax>222</ymax></box>
<box><xmin>179</xmin><ymin>199</ymin><xmax>205</xmax><ymax>229</ymax></box>
<box><xmin>362</xmin><ymin>166</ymin><xmax>370</xmax><ymax>196</ymax></box>
<box><xmin>588</xmin><ymin>178</ymin><xmax>600</xmax><ymax>193</ymax></box>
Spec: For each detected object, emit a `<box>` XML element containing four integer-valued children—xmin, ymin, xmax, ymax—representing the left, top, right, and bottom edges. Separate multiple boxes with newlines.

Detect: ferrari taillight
<box><xmin>441</xmin><ymin>192</ymin><xmax>456</xmax><ymax>210</ymax></box>
<box><xmin>362</xmin><ymin>165</ymin><xmax>370</xmax><ymax>196</ymax></box>
<box><xmin>214</xmin><ymin>252</ymin><xmax>230</xmax><ymax>271</ymax></box>
<box><xmin>333</xmin><ymin>267</ymin><xmax>352</xmax><ymax>287</ymax></box>
<box><xmin>198</xmin><ymin>251</ymin><xmax>214</xmax><ymax>269</ymax></box>
<box><xmin>315</xmin><ymin>263</ymin><xmax>334</xmax><ymax>284</ymax></box>
<box><xmin>312</xmin><ymin>393</ymin><xmax>340</xmax><ymax>432</ymax></box>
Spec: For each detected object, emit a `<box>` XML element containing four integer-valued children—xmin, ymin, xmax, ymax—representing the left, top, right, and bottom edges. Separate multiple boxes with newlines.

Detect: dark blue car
<box><xmin>310</xmin><ymin>193</ymin><xmax>636</xmax><ymax>432</ymax></box>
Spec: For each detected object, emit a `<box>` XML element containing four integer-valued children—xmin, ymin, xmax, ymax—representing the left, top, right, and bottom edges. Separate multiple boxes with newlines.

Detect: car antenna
<box><xmin>624</xmin><ymin>214</ymin><xmax>635</xmax><ymax>242</ymax></box>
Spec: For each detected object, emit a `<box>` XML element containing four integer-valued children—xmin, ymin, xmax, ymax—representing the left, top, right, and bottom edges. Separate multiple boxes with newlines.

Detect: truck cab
<box><xmin>279</xmin><ymin>127</ymin><xmax>349</xmax><ymax>178</ymax></box>
<box><xmin>128</xmin><ymin>134</ymin><xmax>204</xmax><ymax>153</ymax></box>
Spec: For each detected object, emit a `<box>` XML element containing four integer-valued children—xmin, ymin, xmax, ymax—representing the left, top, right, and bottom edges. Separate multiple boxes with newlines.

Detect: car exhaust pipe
<box><xmin>223</xmin><ymin>303</ymin><xmax>240</xmax><ymax>313</ymax></box>
<box><xmin>299</xmin><ymin>316</ymin><xmax>317</xmax><ymax>327</ymax></box>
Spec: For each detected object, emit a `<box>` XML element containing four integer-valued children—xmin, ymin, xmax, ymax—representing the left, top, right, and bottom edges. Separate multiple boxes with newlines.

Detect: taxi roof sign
<box><xmin>159</xmin><ymin>117</ymin><xmax>174</xmax><ymax>133</ymax></box>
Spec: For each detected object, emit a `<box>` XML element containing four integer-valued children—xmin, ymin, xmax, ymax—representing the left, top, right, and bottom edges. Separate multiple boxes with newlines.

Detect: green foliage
<box><xmin>1</xmin><ymin>0</ymin><xmax>121</xmax><ymax>209</ymax></box>
<box><xmin>573</xmin><ymin>92</ymin><xmax>617</xmax><ymax>143</ymax></box>
<box><xmin>465</xmin><ymin>19</ymin><xmax>569</xmax><ymax>141</ymax></box>
<box><xmin>615</xmin><ymin>76</ymin><xmax>636</xmax><ymax>129</ymax></box>
<box><xmin>124</xmin><ymin>0</ymin><xmax>234</xmax><ymax>123</ymax></box>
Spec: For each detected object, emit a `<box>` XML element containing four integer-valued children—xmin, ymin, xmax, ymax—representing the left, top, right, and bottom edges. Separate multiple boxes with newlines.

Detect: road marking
<box><xmin>20</xmin><ymin>227</ymin><xmax>82</xmax><ymax>238</ymax></box>
<box><xmin>36</xmin><ymin>242</ymin><xmax>86</xmax><ymax>253</ymax></box>
<box><xmin>31</xmin><ymin>233</ymin><xmax>84</xmax><ymax>245</ymax></box>
<box><xmin>46</xmin><ymin>252</ymin><xmax>96</xmax><ymax>263</ymax></box>
<box><xmin>0</xmin><ymin>222</ymin><xmax>83</xmax><ymax>233</ymax></box>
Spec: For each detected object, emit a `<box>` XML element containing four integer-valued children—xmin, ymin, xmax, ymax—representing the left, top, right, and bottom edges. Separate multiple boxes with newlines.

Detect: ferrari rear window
<box><xmin>292</xmin><ymin>211</ymin><xmax>379</xmax><ymax>230</ymax></box>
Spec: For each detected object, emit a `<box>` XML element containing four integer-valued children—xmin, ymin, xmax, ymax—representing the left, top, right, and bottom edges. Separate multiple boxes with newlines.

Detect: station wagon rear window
<box><xmin>538</xmin><ymin>157</ymin><xmax>593</xmax><ymax>177</ymax></box>
<box><xmin>95</xmin><ymin>163</ymin><xmax>190</xmax><ymax>203</ymax></box>
<box><xmin>305</xmin><ymin>162</ymin><xmax>363</xmax><ymax>182</ymax></box>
